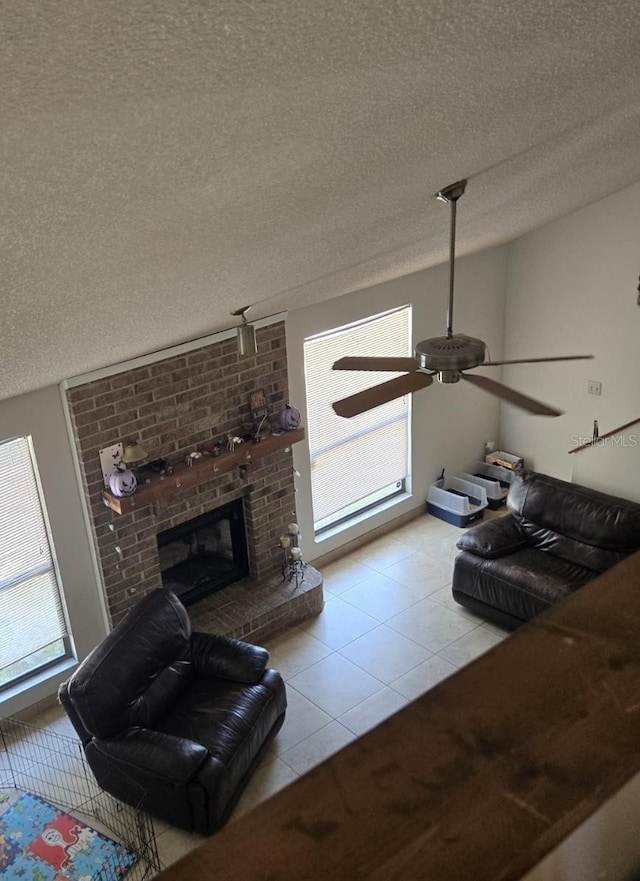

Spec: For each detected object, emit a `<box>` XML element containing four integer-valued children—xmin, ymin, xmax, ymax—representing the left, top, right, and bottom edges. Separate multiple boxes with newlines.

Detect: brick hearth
<box><xmin>65</xmin><ymin>322</ymin><xmax>323</xmax><ymax>634</ymax></box>
<box><xmin>189</xmin><ymin>565</ymin><xmax>323</xmax><ymax>644</ymax></box>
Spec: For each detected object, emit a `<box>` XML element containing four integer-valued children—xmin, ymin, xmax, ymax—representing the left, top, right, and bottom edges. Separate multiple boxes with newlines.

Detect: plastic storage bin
<box><xmin>427</xmin><ymin>475</ymin><xmax>488</xmax><ymax>527</ymax></box>
<box><xmin>472</xmin><ymin>460</ymin><xmax>515</xmax><ymax>488</ymax></box>
<box><xmin>485</xmin><ymin>450</ymin><xmax>524</xmax><ymax>470</ymax></box>
<box><xmin>459</xmin><ymin>469</ymin><xmax>508</xmax><ymax>510</ymax></box>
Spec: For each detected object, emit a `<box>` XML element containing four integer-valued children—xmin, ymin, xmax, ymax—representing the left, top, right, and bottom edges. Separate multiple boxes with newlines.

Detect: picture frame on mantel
<box><xmin>249</xmin><ymin>388</ymin><xmax>269</xmax><ymax>431</ymax></box>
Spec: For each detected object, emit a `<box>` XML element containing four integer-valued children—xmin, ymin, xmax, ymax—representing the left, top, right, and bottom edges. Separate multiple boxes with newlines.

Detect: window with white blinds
<box><xmin>304</xmin><ymin>306</ymin><xmax>411</xmax><ymax>533</ymax></box>
<box><xmin>0</xmin><ymin>436</ymin><xmax>70</xmax><ymax>690</ymax></box>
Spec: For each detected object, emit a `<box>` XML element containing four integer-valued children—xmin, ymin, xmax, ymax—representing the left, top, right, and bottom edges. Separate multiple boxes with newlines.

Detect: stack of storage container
<box><xmin>427</xmin><ymin>451</ymin><xmax>523</xmax><ymax>527</ymax></box>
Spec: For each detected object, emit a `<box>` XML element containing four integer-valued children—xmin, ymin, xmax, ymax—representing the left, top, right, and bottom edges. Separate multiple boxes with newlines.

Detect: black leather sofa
<box><xmin>59</xmin><ymin>589</ymin><xmax>287</xmax><ymax>835</ymax></box>
<box><xmin>452</xmin><ymin>470</ymin><xmax>640</xmax><ymax>630</ymax></box>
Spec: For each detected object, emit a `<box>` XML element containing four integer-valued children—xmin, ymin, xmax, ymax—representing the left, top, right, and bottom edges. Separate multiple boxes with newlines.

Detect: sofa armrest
<box><xmin>92</xmin><ymin>728</ymin><xmax>208</xmax><ymax>785</ymax></box>
<box><xmin>190</xmin><ymin>631</ymin><xmax>269</xmax><ymax>683</ymax></box>
<box><xmin>456</xmin><ymin>514</ymin><xmax>527</xmax><ymax>559</ymax></box>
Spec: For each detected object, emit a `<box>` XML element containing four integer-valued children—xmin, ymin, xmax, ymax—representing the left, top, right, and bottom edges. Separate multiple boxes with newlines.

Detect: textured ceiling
<box><xmin>2</xmin><ymin>0</ymin><xmax>640</xmax><ymax>400</ymax></box>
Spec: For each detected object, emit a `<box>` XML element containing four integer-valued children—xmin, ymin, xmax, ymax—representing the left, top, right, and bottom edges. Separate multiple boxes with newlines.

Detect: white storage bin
<box><xmin>473</xmin><ymin>461</ymin><xmax>514</xmax><ymax>487</ymax></box>
<box><xmin>427</xmin><ymin>475</ymin><xmax>488</xmax><ymax>527</ymax></box>
<box><xmin>485</xmin><ymin>450</ymin><xmax>524</xmax><ymax>470</ymax></box>
<box><xmin>459</xmin><ymin>470</ymin><xmax>508</xmax><ymax>510</ymax></box>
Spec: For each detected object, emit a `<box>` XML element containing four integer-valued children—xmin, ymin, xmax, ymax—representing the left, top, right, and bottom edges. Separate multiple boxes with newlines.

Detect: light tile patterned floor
<box><xmin>17</xmin><ymin>510</ymin><xmax>509</xmax><ymax>868</ymax></box>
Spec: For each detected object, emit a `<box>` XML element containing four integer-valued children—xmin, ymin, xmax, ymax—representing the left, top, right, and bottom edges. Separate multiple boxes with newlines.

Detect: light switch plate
<box><xmin>587</xmin><ymin>380</ymin><xmax>602</xmax><ymax>396</ymax></box>
<box><xmin>99</xmin><ymin>442</ymin><xmax>123</xmax><ymax>487</ymax></box>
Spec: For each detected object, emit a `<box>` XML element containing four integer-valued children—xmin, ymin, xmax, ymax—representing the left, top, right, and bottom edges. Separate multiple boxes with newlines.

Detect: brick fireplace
<box><xmin>65</xmin><ymin>322</ymin><xmax>322</xmax><ymax>637</ymax></box>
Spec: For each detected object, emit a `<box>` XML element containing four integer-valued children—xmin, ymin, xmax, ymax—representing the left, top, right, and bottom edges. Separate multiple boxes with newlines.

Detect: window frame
<box><xmin>303</xmin><ymin>306</ymin><xmax>413</xmax><ymax>536</ymax></box>
<box><xmin>0</xmin><ymin>435</ymin><xmax>73</xmax><ymax>693</ymax></box>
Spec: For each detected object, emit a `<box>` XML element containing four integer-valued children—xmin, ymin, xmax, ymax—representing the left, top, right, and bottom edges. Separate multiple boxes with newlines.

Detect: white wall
<box><xmin>0</xmin><ymin>386</ymin><xmax>108</xmax><ymax>716</ymax></box>
<box><xmin>499</xmin><ymin>181</ymin><xmax>640</xmax><ymax>497</ymax></box>
<box><xmin>287</xmin><ymin>246</ymin><xmax>508</xmax><ymax>562</ymax></box>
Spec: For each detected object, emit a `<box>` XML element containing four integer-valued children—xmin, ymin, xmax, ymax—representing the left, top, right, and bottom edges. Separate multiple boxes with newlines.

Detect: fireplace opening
<box><xmin>156</xmin><ymin>498</ymin><xmax>249</xmax><ymax>605</ymax></box>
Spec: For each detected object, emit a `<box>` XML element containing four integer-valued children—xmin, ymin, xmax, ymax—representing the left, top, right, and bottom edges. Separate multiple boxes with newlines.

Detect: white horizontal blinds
<box><xmin>0</xmin><ymin>436</ymin><xmax>67</xmax><ymax>673</ymax></box>
<box><xmin>304</xmin><ymin>307</ymin><xmax>410</xmax><ymax>527</ymax></box>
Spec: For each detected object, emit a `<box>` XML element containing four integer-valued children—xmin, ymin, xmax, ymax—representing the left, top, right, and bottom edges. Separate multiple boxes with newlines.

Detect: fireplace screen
<box><xmin>156</xmin><ymin>499</ymin><xmax>249</xmax><ymax>605</ymax></box>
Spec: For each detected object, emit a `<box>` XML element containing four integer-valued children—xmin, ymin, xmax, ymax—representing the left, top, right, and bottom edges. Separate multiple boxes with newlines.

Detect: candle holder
<box><xmin>279</xmin><ymin>525</ymin><xmax>305</xmax><ymax>588</ymax></box>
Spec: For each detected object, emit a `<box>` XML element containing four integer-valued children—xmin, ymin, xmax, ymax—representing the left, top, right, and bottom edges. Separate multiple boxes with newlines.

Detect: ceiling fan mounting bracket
<box><xmin>231</xmin><ymin>305</ymin><xmax>252</xmax><ymax>319</ymax></box>
<box><xmin>436</xmin><ymin>179</ymin><xmax>467</xmax><ymax>203</ymax></box>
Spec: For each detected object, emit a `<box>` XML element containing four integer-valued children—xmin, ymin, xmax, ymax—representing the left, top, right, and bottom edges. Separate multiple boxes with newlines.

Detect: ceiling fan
<box><xmin>331</xmin><ymin>179</ymin><xmax>593</xmax><ymax>418</ymax></box>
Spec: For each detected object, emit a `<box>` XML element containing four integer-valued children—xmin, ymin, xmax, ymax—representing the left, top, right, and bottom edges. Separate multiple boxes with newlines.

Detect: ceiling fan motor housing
<box><xmin>415</xmin><ymin>335</ymin><xmax>486</xmax><ymax>380</ymax></box>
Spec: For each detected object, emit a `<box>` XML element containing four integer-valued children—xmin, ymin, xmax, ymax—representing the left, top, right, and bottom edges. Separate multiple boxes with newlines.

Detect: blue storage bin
<box><xmin>427</xmin><ymin>475</ymin><xmax>488</xmax><ymax>527</ymax></box>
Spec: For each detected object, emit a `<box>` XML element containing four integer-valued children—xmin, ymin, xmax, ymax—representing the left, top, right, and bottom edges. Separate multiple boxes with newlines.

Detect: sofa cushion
<box><xmin>157</xmin><ymin>670</ymin><xmax>285</xmax><ymax>778</ymax></box>
<box><xmin>456</xmin><ymin>514</ymin><xmax>527</xmax><ymax>559</ymax></box>
<box><xmin>452</xmin><ymin>547</ymin><xmax>597</xmax><ymax>624</ymax></box>
<box><xmin>508</xmin><ymin>471</ymin><xmax>640</xmax><ymax>571</ymax></box>
<box><xmin>190</xmin><ymin>631</ymin><xmax>269</xmax><ymax>682</ymax></box>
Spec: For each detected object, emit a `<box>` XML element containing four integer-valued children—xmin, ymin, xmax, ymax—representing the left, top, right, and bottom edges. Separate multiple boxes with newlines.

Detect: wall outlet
<box><xmin>587</xmin><ymin>380</ymin><xmax>602</xmax><ymax>396</ymax></box>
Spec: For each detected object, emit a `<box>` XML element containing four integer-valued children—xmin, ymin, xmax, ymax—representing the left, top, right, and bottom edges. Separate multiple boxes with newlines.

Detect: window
<box><xmin>304</xmin><ymin>306</ymin><xmax>411</xmax><ymax>534</ymax></box>
<box><xmin>0</xmin><ymin>436</ymin><xmax>70</xmax><ymax>690</ymax></box>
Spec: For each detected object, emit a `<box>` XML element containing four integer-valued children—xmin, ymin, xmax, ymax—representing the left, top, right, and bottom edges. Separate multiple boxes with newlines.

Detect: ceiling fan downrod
<box><xmin>437</xmin><ymin>179</ymin><xmax>467</xmax><ymax>339</ymax></box>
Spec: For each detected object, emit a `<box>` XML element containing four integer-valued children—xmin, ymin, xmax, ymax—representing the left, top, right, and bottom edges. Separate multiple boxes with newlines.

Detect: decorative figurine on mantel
<box><xmin>109</xmin><ymin>464</ymin><xmax>137</xmax><ymax>498</ymax></box>
<box><xmin>121</xmin><ymin>440</ymin><xmax>148</xmax><ymax>475</ymax></box>
<box><xmin>279</xmin><ymin>522</ymin><xmax>305</xmax><ymax>587</ymax></box>
<box><xmin>227</xmin><ymin>434</ymin><xmax>244</xmax><ymax>452</ymax></box>
<box><xmin>278</xmin><ymin>404</ymin><xmax>302</xmax><ymax>432</ymax></box>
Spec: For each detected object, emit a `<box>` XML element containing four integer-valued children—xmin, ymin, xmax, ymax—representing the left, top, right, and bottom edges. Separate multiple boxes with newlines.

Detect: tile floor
<box><xmin>12</xmin><ymin>509</ymin><xmax>510</xmax><ymax>869</ymax></box>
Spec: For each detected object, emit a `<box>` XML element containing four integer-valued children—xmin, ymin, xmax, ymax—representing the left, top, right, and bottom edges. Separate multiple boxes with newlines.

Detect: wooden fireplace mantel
<box><xmin>102</xmin><ymin>428</ymin><xmax>305</xmax><ymax>515</ymax></box>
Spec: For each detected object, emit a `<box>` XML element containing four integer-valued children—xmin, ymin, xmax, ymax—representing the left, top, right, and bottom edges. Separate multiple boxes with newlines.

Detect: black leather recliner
<box><xmin>452</xmin><ymin>470</ymin><xmax>640</xmax><ymax>630</ymax></box>
<box><xmin>59</xmin><ymin>589</ymin><xmax>287</xmax><ymax>835</ymax></box>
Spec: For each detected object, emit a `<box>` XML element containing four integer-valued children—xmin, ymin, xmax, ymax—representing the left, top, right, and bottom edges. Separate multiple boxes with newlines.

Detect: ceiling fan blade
<box><xmin>333</xmin><ymin>356</ymin><xmax>418</xmax><ymax>372</ymax></box>
<box><xmin>480</xmin><ymin>354</ymin><xmax>593</xmax><ymax>367</ymax></box>
<box><xmin>460</xmin><ymin>372</ymin><xmax>563</xmax><ymax>417</ymax></box>
<box><xmin>333</xmin><ymin>372</ymin><xmax>433</xmax><ymax>418</ymax></box>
